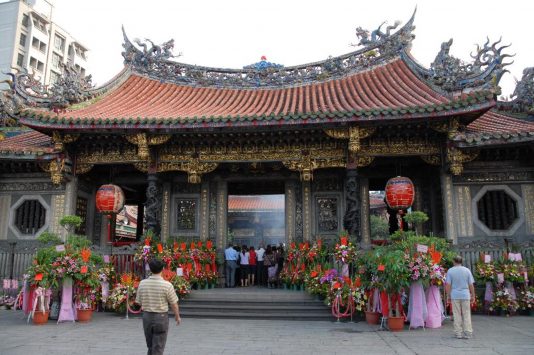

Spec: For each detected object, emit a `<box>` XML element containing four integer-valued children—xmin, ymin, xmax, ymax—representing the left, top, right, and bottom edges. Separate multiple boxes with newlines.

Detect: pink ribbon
<box><xmin>484</xmin><ymin>282</ymin><xmax>494</xmax><ymax>303</ymax></box>
<box><xmin>28</xmin><ymin>287</ymin><xmax>47</xmax><ymax>323</ymax></box>
<box><xmin>58</xmin><ymin>277</ymin><xmax>76</xmax><ymax>323</ymax></box>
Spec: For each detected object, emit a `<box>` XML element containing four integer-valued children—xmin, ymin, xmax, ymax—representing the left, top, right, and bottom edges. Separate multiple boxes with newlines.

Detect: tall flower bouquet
<box><xmin>429</xmin><ymin>264</ymin><xmax>446</xmax><ymax>286</ymax></box>
<box><xmin>405</xmin><ymin>253</ymin><xmax>431</xmax><ymax>282</ymax></box>
<box><xmin>334</xmin><ymin>231</ymin><xmax>357</xmax><ymax>265</ymax></box>
<box><xmin>107</xmin><ymin>273</ymin><xmax>139</xmax><ymax>313</ymax></box>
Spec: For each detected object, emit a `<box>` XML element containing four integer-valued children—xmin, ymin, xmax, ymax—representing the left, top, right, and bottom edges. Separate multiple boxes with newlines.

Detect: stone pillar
<box><xmin>0</xmin><ymin>195</ymin><xmax>11</xmax><ymax>240</ymax></box>
<box><xmin>440</xmin><ymin>171</ymin><xmax>457</xmax><ymax>244</ymax></box>
<box><xmin>63</xmin><ymin>176</ymin><xmax>78</xmax><ymax>216</ymax></box>
<box><xmin>360</xmin><ymin>176</ymin><xmax>371</xmax><ymax>249</ymax></box>
<box><xmin>414</xmin><ymin>180</ymin><xmax>424</xmax><ymax>236</ymax></box>
<box><xmin>145</xmin><ymin>173</ymin><xmax>161</xmax><ymax>236</ymax></box>
<box><xmin>160</xmin><ymin>182</ymin><xmax>171</xmax><ymax>242</ymax></box>
<box><xmin>216</xmin><ymin>181</ymin><xmax>228</xmax><ymax>250</ymax></box>
<box><xmin>285</xmin><ymin>180</ymin><xmax>297</xmax><ymax>244</ymax></box>
<box><xmin>343</xmin><ymin>168</ymin><xmax>360</xmax><ymax>241</ymax></box>
<box><xmin>200</xmin><ymin>180</ymin><xmax>210</xmax><ymax>241</ymax></box>
<box><xmin>302</xmin><ymin>180</ymin><xmax>312</xmax><ymax>241</ymax></box>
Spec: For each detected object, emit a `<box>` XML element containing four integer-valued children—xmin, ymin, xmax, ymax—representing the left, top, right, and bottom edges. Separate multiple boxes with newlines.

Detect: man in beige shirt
<box><xmin>136</xmin><ymin>258</ymin><xmax>181</xmax><ymax>355</ymax></box>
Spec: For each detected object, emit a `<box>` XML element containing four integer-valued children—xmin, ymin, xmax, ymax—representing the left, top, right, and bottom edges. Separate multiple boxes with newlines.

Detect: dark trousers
<box><xmin>257</xmin><ymin>261</ymin><xmax>265</xmax><ymax>286</ymax></box>
<box><xmin>143</xmin><ymin>312</ymin><xmax>169</xmax><ymax>355</ymax></box>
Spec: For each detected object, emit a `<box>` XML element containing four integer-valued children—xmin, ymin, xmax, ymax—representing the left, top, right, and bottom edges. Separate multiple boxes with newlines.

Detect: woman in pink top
<box><xmin>248</xmin><ymin>247</ymin><xmax>257</xmax><ymax>286</ymax></box>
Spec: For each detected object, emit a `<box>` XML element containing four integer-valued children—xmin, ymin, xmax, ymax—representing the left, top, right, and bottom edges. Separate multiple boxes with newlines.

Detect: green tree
<box><xmin>370</xmin><ymin>215</ymin><xmax>389</xmax><ymax>240</ymax></box>
<box><xmin>403</xmin><ymin>211</ymin><xmax>429</xmax><ymax>236</ymax></box>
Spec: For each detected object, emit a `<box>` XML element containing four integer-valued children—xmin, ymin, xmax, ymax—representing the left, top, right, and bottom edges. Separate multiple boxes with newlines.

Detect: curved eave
<box><xmin>16</xmin><ymin>59</ymin><xmax>497</xmax><ymax>133</ymax></box>
<box><xmin>452</xmin><ymin>110</ymin><xmax>534</xmax><ymax>147</ymax></box>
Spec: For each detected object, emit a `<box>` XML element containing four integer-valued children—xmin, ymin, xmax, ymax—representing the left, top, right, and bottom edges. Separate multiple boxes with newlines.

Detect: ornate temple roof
<box><xmin>0</xmin><ymin>130</ymin><xmax>55</xmax><ymax>158</ymax></box>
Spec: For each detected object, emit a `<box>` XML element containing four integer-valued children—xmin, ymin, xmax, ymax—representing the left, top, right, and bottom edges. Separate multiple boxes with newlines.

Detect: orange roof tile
<box><xmin>228</xmin><ymin>196</ymin><xmax>284</xmax><ymax>211</ymax></box>
<box><xmin>0</xmin><ymin>130</ymin><xmax>54</xmax><ymax>156</ymax></box>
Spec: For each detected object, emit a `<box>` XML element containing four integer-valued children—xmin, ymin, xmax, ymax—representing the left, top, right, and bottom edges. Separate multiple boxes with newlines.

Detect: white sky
<box><xmin>50</xmin><ymin>0</ymin><xmax>533</xmax><ymax>98</ymax></box>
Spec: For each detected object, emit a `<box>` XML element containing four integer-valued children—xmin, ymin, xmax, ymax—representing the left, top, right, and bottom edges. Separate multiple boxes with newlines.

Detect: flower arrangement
<box><xmin>171</xmin><ymin>276</ymin><xmax>191</xmax><ymax>298</ymax></box>
<box><xmin>106</xmin><ymin>273</ymin><xmax>139</xmax><ymax>313</ymax></box>
<box><xmin>405</xmin><ymin>253</ymin><xmax>431</xmax><ymax>282</ymax></box>
<box><xmin>488</xmin><ymin>287</ymin><xmax>519</xmax><ymax>313</ymax></box>
<box><xmin>333</xmin><ymin>232</ymin><xmax>357</xmax><ymax>264</ymax></box>
<box><xmin>499</xmin><ymin>261</ymin><xmax>525</xmax><ymax>283</ymax></box>
<box><xmin>51</xmin><ymin>254</ymin><xmax>81</xmax><ymax>278</ymax></box>
<box><xmin>429</xmin><ymin>264</ymin><xmax>446</xmax><ymax>286</ymax></box>
<box><xmin>517</xmin><ymin>288</ymin><xmax>534</xmax><ymax>311</ymax></box>
<box><xmin>475</xmin><ymin>262</ymin><xmax>496</xmax><ymax>283</ymax></box>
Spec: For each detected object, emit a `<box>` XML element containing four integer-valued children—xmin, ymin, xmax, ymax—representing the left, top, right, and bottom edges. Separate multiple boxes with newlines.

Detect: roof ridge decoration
<box><xmin>0</xmin><ymin>63</ymin><xmax>95</xmax><ymax>123</ymax></box>
<box><xmin>417</xmin><ymin>37</ymin><xmax>514</xmax><ymax>92</ymax></box>
<box><xmin>497</xmin><ymin>67</ymin><xmax>534</xmax><ymax>115</ymax></box>
<box><xmin>121</xmin><ymin>11</ymin><xmax>416</xmax><ymax>89</ymax></box>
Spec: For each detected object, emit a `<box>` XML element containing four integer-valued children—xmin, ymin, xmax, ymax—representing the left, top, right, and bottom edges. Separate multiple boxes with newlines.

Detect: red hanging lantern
<box><xmin>95</xmin><ymin>184</ymin><xmax>125</xmax><ymax>214</ymax></box>
<box><xmin>385</xmin><ymin>176</ymin><xmax>414</xmax><ymax>210</ymax></box>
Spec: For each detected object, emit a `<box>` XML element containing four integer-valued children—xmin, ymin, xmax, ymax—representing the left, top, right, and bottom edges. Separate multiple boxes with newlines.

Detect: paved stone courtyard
<box><xmin>0</xmin><ymin>310</ymin><xmax>533</xmax><ymax>354</ymax></box>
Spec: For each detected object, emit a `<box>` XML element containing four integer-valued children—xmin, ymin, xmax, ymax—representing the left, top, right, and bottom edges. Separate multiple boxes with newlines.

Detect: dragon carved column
<box><xmin>145</xmin><ymin>172</ymin><xmax>161</xmax><ymax>236</ymax></box>
<box><xmin>343</xmin><ymin>168</ymin><xmax>360</xmax><ymax>242</ymax></box>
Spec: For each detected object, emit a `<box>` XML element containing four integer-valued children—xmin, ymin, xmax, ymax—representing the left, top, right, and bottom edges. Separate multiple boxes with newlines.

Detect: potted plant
<box><xmin>359</xmin><ymin>250</ymin><xmax>384</xmax><ymax>325</ymax></box>
<box><xmin>403</xmin><ymin>211</ymin><xmax>429</xmax><ymax>236</ymax></box>
<box><xmin>382</xmin><ymin>249</ymin><xmax>410</xmax><ymax>331</ymax></box>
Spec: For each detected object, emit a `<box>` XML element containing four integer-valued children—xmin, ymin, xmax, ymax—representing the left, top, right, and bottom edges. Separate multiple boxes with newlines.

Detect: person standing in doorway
<box><xmin>240</xmin><ymin>245</ymin><xmax>250</xmax><ymax>287</ymax></box>
<box><xmin>445</xmin><ymin>255</ymin><xmax>475</xmax><ymax>339</ymax></box>
<box><xmin>256</xmin><ymin>243</ymin><xmax>265</xmax><ymax>286</ymax></box>
<box><xmin>248</xmin><ymin>246</ymin><xmax>257</xmax><ymax>286</ymax></box>
<box><xmin>136</xmin><ymin>258</ymin><xmax>181</xmax><ymax>355</ymax></box>
<box><xmin>225</xmin><ymin>244</ymin><xmax>238</xmax><ymax>288</ymax></box>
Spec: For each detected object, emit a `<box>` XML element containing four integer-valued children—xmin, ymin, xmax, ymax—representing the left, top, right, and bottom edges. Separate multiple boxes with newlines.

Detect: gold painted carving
<box><xmin>420</xmin><ymin>155</ymin><xmax>441</xmax><ymax>166</ymax></box>
<box><xmin>324</xmin><ymin>126</ymin><xmax>375</xmax><ymax>153</ymax></box>
<box><xmin>361</xmin><ymin>137</ymin><xmax>439</xmax><ymax>156</ymax></box>
<box><xmin>39</xmin><ymin>159</ymin><xmax>66</xmax><ymax>185</ymax></box>
<box><xmin>447</xmin><ymin>148</ymin><xmax>479</xmax><ymax>175</ymax></box>
<box><xmin>432</xmin><ymin>118</ymin><xmax>460</xmax><ymax>139</ymax></box>
<box><xmin>158</xmin><ymin>159</ymin><xmax>218</xmax><ymax>184</ymax></box>
<box><xmin>75</xmin><ymin>163</ymin><xmax>93</xmax><ymax>175</ymax></box>
<box><xmin>126</xmin><ymin>134</ymin><xmax>171</xmax><ymax>159</ymax></box>
<box><xmin>77</xmin><ymin>148</ymin><xmax>140</xmax><ymax>165</ymax></box>
<box><xmin>283</xmin><ymin>156</ymin><xmax>346</xmax><ymax>181</ymax></box>
<box><xmin>162</xmin><ymin>188</ymin><xmax>170</xmax><ymax>241</ymax></box>
<box><xmin>356</xmin><ymin>156</ymin><xmax>374</xmax><ymax>167</ymax></box>
<box><xmin>52</xmin><ymin>131</ymin><xmax>79</xmax><ymax>151</ymax></box>
<box><xmin>132</xmin><ymin>162</ymin><xmax>149</xmax><ymax>173</ymax></box>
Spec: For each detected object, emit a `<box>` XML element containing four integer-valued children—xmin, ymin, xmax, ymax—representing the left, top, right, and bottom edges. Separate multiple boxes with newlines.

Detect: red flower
<box><xmin>340</xmin><ymin>237</ymin><xmax>348</xmax><ymax>246</ymax></box>
<box><xmin>144</xmin><ymin>238</ymin><xmax>151</xmax><ymax>246</ymax></box>
<box><xmin>157</xmin><ymin>244</ymin><xmax>163</xmax><ymax>253</ymax></box>
<box><xmin>333</xmin><ymin>282</ymin><xmax>342</xmax><ymax>289</ymax></box>
<box><xmin>180</xmin><ymin>242</ymin><xmax>187</xmax><ymax>251</ymax></box>
<box><xmin>190</xmin><ymin>242</ymin><xmax>196</xmax><ymax>250</ymax></box>
<box><xmin>310</xmin><ymin>271</ymin><xmax>318</xmax><ymax>278</ymax></box>
<box><xmin>206</xmin><ymin>240</ymin><xmax>213</xmax><ymax>249</ymax></box>
<box><xmin>197</xmin><ymin>241</ymin><xmax>203</xmax><ymax>249</ymax></box>
<box><xmin>173</xmin><ymin>241</ymin><xmax>178</xmax><ymax>251</ymax></box>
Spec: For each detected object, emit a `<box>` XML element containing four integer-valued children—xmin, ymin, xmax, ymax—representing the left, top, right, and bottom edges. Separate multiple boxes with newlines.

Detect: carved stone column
<box><xmin>302</xmin><ymin>180</ymin><xmax>312</xmax><ymax>241</ymax></box>
<box><xmin>285</xmin><ymin>180</ymin><xmax>297</xmax><ymax>244</ymax></box>
<box><xmin>216</xmin><ymin>181</ymin><xmax>228</xmax><ymax>250</ymax></box>
<box><xmin>145</xmin><ymin>173</ymin><xmax>161</xmax><ymax>236</ymax></box>
<box><xmin>360</xmin><ymin>176</ymin><xmax>371</xmax><ymax>249</ymax></box>
<box><xmin>440</xmin><ymin>171</ymin><xmax>457</xmax><ymax>244</ymax></box>
<box><xmin>343</xmin><ymin>168</ymin><xmax>360</xmax><ymax>242</ymax></box>
<box><xmin>64</xmin><ymin>176</ymin><xmax>78</xmax><ymax>216</ymax></box>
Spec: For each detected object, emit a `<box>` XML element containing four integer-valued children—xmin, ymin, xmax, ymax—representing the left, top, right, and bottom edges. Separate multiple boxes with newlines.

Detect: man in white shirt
<box><xmin>256</xmin><ymin>243</ymin><xmax>266</xmax><ymax>287</ymax></box>
<box><xmin>224</xmin><ymin>244</ymin><xmax>239</xmax><ymax>288</ymax></box>
<box><xmin>445</xmin><ymin>255</ymin><xmax>475</xmax><ymax>339</ymax></box>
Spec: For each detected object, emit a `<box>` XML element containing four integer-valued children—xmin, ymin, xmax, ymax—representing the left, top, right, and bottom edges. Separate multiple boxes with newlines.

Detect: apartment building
<box><xmin>0</xmin><ymin>0</ymin><xmax>89</xmax><ymax>88</ymax></box>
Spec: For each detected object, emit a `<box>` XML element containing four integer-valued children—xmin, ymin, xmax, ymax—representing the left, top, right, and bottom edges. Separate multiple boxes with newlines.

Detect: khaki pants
<box><xmin>452</xmin><ymin>299</ymin><xmax>472</xmax><ymax>337</ymax></box>
<box><xmin>143</xmin><ymin>312</ymin><xmax>169</xmax><ymax>355</ymax></box>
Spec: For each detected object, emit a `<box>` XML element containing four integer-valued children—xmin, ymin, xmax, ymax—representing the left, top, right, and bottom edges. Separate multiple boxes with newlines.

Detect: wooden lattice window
<box><xmin>14</xmin><ymin>200</ymin><xmax>46</xmax><ymax>234</ymax></box>
<box><xmin>176</xmin><ymin>198</ymin><xmax>197</xmax><ymax>231</ymax></box>
<box><xmin>476</xmin><ymin>190</ymin><xmax>518</xmax><ymax>230</ymax></box>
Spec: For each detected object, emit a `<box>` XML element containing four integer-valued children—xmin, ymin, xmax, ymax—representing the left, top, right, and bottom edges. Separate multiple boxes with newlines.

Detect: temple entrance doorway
<box><xmin>227</xmin><ymin>180</ymin><xmax>285</xmax><ymax>249</ymax></box>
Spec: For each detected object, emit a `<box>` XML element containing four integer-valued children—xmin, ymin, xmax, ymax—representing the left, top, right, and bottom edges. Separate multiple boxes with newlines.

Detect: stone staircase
<box><xmin>178</xmin><ymin>287</ymin><xmax>333</xmax><ymax>321</ymax></box>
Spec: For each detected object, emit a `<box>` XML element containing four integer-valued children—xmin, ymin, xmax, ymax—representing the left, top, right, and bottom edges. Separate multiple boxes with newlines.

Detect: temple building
<box><xmin>0</xmin><ymin>12</ymin><xmax>533</xmax><ymax>252</ymax></box>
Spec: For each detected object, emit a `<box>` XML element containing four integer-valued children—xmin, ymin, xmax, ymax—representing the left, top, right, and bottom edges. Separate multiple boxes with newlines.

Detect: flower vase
<box><xmin>291</xmin><ymin>284</ymin><xmax>297</xmax><ymax>291</ymax></box>
<box><xmin>204</xmin><ymin>283</ymin><xmax>209</xmax><ymax>290</ymax></box>
<box><xmin>32</xmin><ymin>310</ymin><xmax>50</xmax><ymax>325</ymax></box>
<box><xmin>77</xmin><ymin>309</ymin><xmax>93</xmax><ymax>322</ymax></box>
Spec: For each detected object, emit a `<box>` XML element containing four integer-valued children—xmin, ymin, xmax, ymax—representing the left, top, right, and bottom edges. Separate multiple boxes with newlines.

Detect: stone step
<box><xmin>178</xmin><ymin>288</ymin><xmax>333</xmax><ymax>321</ymax></box>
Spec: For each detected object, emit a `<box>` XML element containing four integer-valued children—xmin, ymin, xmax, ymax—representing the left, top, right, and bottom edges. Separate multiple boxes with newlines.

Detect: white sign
<box><xmin>497</xmin><ymin>273</ymin><xmax>504</xmax><ymax>284</ymax></box>
<box><xmin>103</xmin><ymin>255</ymin><xmax>110</xmax><ymax>263</ymax></box>
<box><xmin>484</xmin><ymin>255</ymin><xmax>491</xmax><ymax>264</ymax></box>
<box><xmin>55</xmin><ymin>245</ymin><xmax>65</xmax><ymax>252</ymax></box>
<box><xmin>508</xmin><ymin>253</ymin><xmax>522</xmax><ymax>262</ymax></box>
<box><xmin>416</xmin><ymin>244</ymin><xmax>428</xmax><ymax>253</ymax></box>
<box><xmin>176</xmin><ymin>268</ymin><xmax>184</xmax><ymax>277</ymax></box>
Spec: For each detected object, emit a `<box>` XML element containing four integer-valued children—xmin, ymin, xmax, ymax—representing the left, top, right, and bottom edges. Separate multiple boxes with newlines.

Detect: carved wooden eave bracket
<box><xmin>420</xmin><ymin>155</ymin><xmax>441</xmax><ymax>166</ymax></box>
<box><xmin>431</xmin><ymin>117</ymin><xmax>461</xmax><ymax>140</ymax></box>
<box><xmin>324</xmin><ymin>126</ymin><xmax>375</xmax><ymax>153</ymax></box>
<box><xmin>125</xmin><ymin>133</ymin><xmax>171</xmax><ymax>159</ymax></box>
<box><xmin>52</xmin><ymin>131</ymin><xmax>79</xmax><ymax>151</ymax></box>
<box><xmin>158</xmin><ymin>159</ymin><xmax>218</xmax><ymax>183</ymax></box>
<box><xmin>447</xmin><ymin>147</ymin><xmax>479</xmax><ymax>175</ymax></box>
<box><xmin>283</xmin><ymin>155</ymin><xmax>346</xmax><ymax>181</ymax></box>
<box><xmin>75</xmin><ymin>147</ymin><xmax>141</xmax><ymax>175</ymax></box>
<box><xmin>39</xmin><ymin>157</ymin><xmax>70</xmax><ymax>185</ymax></box>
